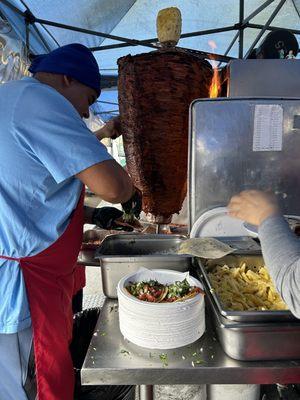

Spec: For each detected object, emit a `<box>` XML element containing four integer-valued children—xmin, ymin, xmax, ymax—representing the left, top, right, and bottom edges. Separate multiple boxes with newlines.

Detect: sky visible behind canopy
<box><xmin>1</xmin><ymin>0</ymin><xmax>299</xmax><ymax>119</ymax></box>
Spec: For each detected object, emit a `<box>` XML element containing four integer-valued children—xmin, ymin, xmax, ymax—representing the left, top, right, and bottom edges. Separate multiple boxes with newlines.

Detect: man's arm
<box><xmin>259</xmin><ymin>216</ymin><xmax>300</xmax><ymax>318</ymax></box>
<box><xmin>76</xmin><ymin>159</ymin><xmax>133</xmax><ymax>204</ymax></box>
<box><xmin>94</xmin><ymin>117</ymin><xmax>121</xmax><ymax>141</ymax></box>
<box><xmin>228</xmin><ymin>190</ymin><xmax>300</xmax><ymax>318</ymax></box>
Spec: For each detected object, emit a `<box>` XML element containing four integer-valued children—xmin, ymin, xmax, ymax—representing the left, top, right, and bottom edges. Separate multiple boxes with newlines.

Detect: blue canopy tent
<box><xmin>1</xmin><ymin>0</ymin><xmax>300</xmax><ymax>120</ymax></box>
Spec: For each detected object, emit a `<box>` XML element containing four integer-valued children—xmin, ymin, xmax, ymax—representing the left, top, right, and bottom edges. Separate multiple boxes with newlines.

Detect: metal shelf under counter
<box><xmin>82</xmin><ymin>299</ymin><xmax>300</xmax><ymax>389</ymax></box>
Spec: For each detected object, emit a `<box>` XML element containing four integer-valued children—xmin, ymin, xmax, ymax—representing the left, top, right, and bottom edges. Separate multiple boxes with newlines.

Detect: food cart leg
<box><xmin>139</xmin><ymin>384</ymin><xmax>154</xmax><ymax>400</ymax></box>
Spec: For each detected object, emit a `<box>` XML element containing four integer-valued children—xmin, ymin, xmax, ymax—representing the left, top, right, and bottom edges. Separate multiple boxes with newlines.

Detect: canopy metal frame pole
<box><xmin>97</xmin><ymin>100</ymin><xmax>119</xmax><ymax>106</ymax></box>
<box><xmin>179</xmin><ymin>47</ymin><xmax>234</xmax><ymax>63</ymax></box>
<box><xmin>238</xmin><ymin>0</ymin><xmax>244</xmax><ymax>58</ymax></box>
<box><xmin>224</xmin><ymin>32</ymin><xmax>239</xmax><ymax>57</ymax></box>
<box><xmin>0</xmin><ymin>0</ymin><xmax>236</xmax><ymax>63</ymax></box>
<box><xmin>247</xmin><ymin>22</ymin><xmax>300</xmax><ymax>35</ymax></box>
<box><xmin>216</xmin><ymin>31</ymin><xmax>239</xmax><ymax>67</ymax></box>
<box><xmin>91</xmin><ymin>19</ymin><xmax>300</xmax><ymax>53</ymax></box>
<box><xmin>23</xmin><ymin>9</ymin><xmax>52</xmax><ymax>53</ymax></box>
<box><xmin>32</xmin><ymin>17</ymin><xmax>159</xmax><ymax>50</ymax></box>
<box><xmin>242</xmin><ymin>0</ymin><xmax>276</xmax><ymax>25</ymax></box>
<box><xmin>38</xmin><ymin>23</ymin><xmax>60</xmax><ymax>47</ymax></box>
<box><xmin>0</xmin><ymin>1</ymin><xmax>53</xmax><ymax>52</ymax></box>
<box><xmin>1</xmin><ymin>0</ymin><xmax>299</xmax><ymax>61</ymax></box>
<box><xmin>90</xmin><ymin>25</ymin><xmax>238</xmax><ymax>52</ymax></box>
<box><xmin>244</xmin><ymin>0</ymin><xmax>287</xmax><ymax>58</ymax></box>
<box><xmin>0</xmin><ymin>1</ymin><xmax>158</xmax><ymax>49</ymax></box>
<box><xmin>21</xmin><ymin>0</ymin><xmax>60</xmax><ymax>47</ymax></box>
<box><xmin>94</xmin><ymin>109</ymin><xmax>119</xmax><ymax>114</ymax></box>
<box><xmin>31</xmin><ymin>23</ymin><xmax>52</xmax><ymax>52</ymax></box>
<box><xmin>24</xmin><ymin>8</ymin><xmax>60</xmax><ymax>49</ymax></box>
<box><xmin>0</xmin><ymin>0</ymin><xmax>24</xmax><ymax>16</ymax></box>
<box><xmin>25</xmin><ymin>15</ymin><xmax>29</xmax><ymax>53</ymax></box>
<box><xmin>90</xmin><ymin>0</ymin><xmax>297</xmax><ymax>59</ymax></box>
<box><xmin>221</xmin><ymin>0</ymin><xmax>278</xmax><ymax>59</ymax></box>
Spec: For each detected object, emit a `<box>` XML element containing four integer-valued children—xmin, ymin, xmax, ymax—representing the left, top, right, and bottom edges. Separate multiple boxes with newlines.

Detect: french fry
<box><xmin>208</xmin><ymin>263</ymin><xmax>288</xmax><ymax>311</ymax></box>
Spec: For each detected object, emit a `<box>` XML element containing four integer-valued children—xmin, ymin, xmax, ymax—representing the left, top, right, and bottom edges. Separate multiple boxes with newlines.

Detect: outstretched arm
<box><xmin>228</xmin><ymin>190</ymin><xmax>300</xmax><ymax>318</ymax></box>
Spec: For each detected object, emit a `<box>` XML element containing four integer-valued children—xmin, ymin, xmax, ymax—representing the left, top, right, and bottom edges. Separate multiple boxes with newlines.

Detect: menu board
<box><xmin>253</xmin><ymin>104</ymin><xmax>283</xmax><ymax>151</ymax></box>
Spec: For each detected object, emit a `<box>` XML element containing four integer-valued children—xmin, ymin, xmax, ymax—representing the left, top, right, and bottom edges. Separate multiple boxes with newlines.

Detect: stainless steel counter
<box><xmin>78</xmin><ymin>250</ymin><xmax>99</xmax><ymax>266</ymax></box>
<box><xmin>82</xmin><ymin>299</ymin><xmax>300</xmax><ymax>387</ymax></box>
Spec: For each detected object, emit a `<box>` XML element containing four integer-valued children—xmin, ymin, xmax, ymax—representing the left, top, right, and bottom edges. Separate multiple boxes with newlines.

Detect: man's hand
<box><xmin>94</xmin><ymin>116</ymin><xmax>121</xmax><ymax>140</ymax></box>
<box><xmin>92</xmin><ymin>207</ymin><xmax>133</xmax><ymax>231</ymax></box>
<box><xmin>227</xmin><ymin>190</ymin><xmax>280</xmax><ymax>226</ymax></box>
<box><xmin>121</xmin><ymin>187</ymin><xmax>142</xmax><ymax>219</ymax></box>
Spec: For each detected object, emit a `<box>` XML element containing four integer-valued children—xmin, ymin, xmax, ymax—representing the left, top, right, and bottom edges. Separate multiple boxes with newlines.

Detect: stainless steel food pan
<box><xmin>214</xmin><ymin>236</ymin><xmax>261</xmax><ymax>253</ymax></box>
<box><xmin>197</xmin><ymin>254</ymin><xmax>296</xmax><ymax>323</ymax></box>
<box><xmin>95</xmin><ymin>234</ymin><xmax>191</xmax><ymax>298</ymax></box>
<box><xmin>207</xmin><ymin>291</ymin><xmax>300</xmax><ymax>361</ymax></box>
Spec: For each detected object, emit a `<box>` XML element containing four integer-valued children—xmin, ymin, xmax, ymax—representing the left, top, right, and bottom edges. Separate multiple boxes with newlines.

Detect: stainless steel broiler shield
<box><xmin>188</xmin><ymin>97</ymin><xmax>300</xmax><ymax>360</ymax></box>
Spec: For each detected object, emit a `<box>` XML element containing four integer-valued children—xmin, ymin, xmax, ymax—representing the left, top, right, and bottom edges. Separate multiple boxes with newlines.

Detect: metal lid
<box><xmin>188</xmin><ymin>97</ymin><xmax>300</xmax><ymax>235</ymax></box>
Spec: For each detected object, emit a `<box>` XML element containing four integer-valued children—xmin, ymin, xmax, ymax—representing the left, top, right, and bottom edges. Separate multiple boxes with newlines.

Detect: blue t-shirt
<box><xmin>0</xmin><ymin>77</ymin><xmax>112</xmax><ymax>333</ymax></box>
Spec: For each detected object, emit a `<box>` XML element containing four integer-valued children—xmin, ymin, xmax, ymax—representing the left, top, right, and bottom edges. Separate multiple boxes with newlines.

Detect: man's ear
<box><xmin>62</xmin><ymin>75</ymin><xmax>74</xmax><ymax>87</ymax></box>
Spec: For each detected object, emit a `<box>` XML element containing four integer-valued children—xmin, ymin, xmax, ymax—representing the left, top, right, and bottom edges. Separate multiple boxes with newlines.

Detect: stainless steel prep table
<box><xmin>78</xmin><ymin>249</ymin><xmax>98</xmax><ymax>266</ymax></box>
<box><xmin>82</xmin><ymin>299</ymin><xmax>300</xmax><ymax>399</ymax></box>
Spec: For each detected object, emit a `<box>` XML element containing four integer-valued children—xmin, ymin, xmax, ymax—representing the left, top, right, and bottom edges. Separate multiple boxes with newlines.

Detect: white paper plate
<box><xmin>117</xmin><ymin>269</ymin><xmax>205</xmax><ymax>349</ymax></box>
<box><xmin>190</xmin><ymin>207</ymin><xmax>248</xmax><ymax>238</ymax></box>
<box><xmin>243</xmin><ymin>222</ymin><xmax>258</xmax><ymax>237</ymax></box>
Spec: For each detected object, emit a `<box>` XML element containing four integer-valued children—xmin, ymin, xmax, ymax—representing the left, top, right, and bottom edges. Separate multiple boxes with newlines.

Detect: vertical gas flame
<box><xmin>208</xmin><ymin>40</ymin><xmax>221</xmax><ymax>98</ymax></box>
<box><xmin>209</xmin><ymin>68</ymin><xmax>220</xmax><ymax>98</ymax></box>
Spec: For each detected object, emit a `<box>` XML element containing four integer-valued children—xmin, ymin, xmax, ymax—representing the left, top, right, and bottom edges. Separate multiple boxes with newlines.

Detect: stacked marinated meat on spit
<box><xmin>118</xmin><ymin>49</ymin><xmax>212</xmax><ymax>224</ymax></box>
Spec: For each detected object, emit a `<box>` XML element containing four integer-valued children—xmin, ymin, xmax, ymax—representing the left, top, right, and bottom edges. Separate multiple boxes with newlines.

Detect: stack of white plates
<box><xmin>117</xmin><ymin>269</ymin><xmax>205</xmax><ymax>349</ymax></box>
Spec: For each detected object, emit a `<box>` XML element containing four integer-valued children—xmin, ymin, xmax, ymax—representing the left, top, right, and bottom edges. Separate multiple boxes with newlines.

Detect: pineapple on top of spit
<box><xmin>156</xmin><ymin>7</ymin><xmax>182</xmax><ymax>47</ymax></box>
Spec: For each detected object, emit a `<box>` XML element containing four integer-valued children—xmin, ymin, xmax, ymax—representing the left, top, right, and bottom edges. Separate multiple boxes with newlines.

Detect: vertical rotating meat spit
<box><xmin>118</xmin><ymin>41</ymin><xmax>212</xmax><ymax>226</ymax></box>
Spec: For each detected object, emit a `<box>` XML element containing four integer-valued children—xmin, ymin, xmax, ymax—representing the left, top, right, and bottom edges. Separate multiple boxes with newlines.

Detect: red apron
<box><xmin>0</xmin><ymin>188</ymin><xmax>85</xmax><ymax>400</ymax></box>
<box><xmin>74</xmin><ymin>264</ymin><xmax>86</xmax><ymax>295</ymax></box>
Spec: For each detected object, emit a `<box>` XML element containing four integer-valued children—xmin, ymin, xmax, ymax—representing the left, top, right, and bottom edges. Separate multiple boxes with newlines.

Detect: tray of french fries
<box><xmin>204</xmin><ymin>280</ymin><xmax>300</xmax><ymax>361</ymax></box>
<box><xmin>197</xmin><ymin>253</ymin><xmax>297</xmax><ymax>323</ymax></box>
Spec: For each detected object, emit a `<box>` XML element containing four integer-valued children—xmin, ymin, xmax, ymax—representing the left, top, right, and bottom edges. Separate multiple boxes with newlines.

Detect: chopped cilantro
<box><xmin>159</xmin><ymin>353</ymin><xmax>168</xmax><ymax>366</ymax></box>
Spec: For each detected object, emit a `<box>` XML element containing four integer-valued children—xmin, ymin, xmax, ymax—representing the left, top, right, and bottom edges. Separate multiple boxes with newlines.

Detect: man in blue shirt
<box><xmin>0</xmin><ymin>43</ymin><xmax>141</xmax><ymax>400</ymax></box>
